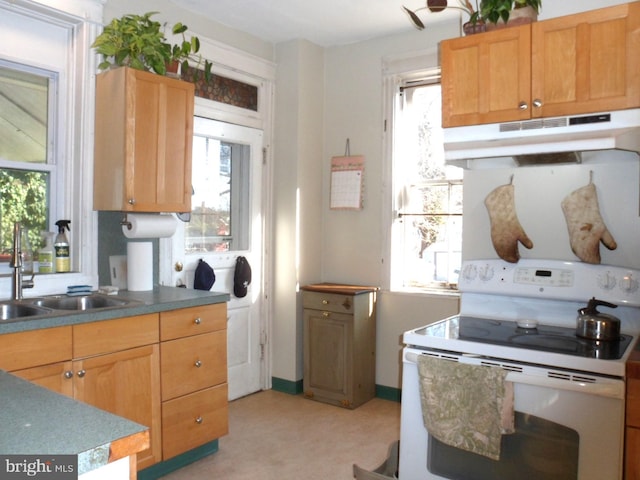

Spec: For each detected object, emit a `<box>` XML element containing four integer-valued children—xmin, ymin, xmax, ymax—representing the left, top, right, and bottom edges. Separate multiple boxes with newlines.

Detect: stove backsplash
<box><xmin>462</xmin><ymin>149</ymin><xmax>640</xmax><ymax>270</ymax></box>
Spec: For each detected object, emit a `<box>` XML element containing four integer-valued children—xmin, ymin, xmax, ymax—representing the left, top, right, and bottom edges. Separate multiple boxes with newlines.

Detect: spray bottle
<box><xmin>38</xmin><ymin>231</ymin><xmax>55</xmax><ymax>273</ymax></box>
<box><xmin>54</xmin><ymin>220</ymin><xmax>71</xmax><ymax>273</ymax></box>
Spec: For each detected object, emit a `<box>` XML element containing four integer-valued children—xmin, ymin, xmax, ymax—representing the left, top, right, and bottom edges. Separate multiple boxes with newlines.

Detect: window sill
<box><xmin>0</xmin><ymin>272</ymin><xmax>99</xmax><ymax>299</ymax></box>
<box><xmin>388</xmin><ymin>286</ymin><xmax>460</xmax><ymax>299</ymax></box>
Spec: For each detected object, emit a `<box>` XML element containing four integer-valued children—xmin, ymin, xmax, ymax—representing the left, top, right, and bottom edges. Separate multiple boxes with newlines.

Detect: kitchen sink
<box><xmin>0</xmin><ymin>303</ymin><xmax>49</xmax><ymax>320</ymax></box>
<box><xmin>27</xmin><ymin>294</ymin><xmax>139</xmax><ymax>311</ymax></box>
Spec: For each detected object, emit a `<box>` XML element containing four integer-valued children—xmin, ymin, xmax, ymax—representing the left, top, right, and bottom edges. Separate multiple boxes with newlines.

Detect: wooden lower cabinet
<box><xmin>162</xmin><ymin>384</ymin><xmax>229</xmax><ymax>459</ymax></box>
<box><xmin>0</xmin><ymin>302</ymin><xmax>229</xmax><ymax>471</ymax></box>
<box><xmin>160</xmin><ymin>303</ymin><xmax>229</xmax><ymax>460</ymax></box>
<box><xmin>74</xmin><ymin>343</ymin><xmax>161</xmax><ymax>469</ymax></box>
<box><xmin>301</xmin><ymin>284</ymin><xmax>377</xmax><ymax>409</ymax></box>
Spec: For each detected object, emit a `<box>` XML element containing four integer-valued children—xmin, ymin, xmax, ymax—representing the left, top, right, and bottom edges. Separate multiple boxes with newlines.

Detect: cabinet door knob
<box><xmin>195</xmin><ymin>416</ymin><xmax>203</xmax><ymax>424</ymax></box>
<box><xmin>518</xmin><ymin>101</ymin><xmax>528</xmax><ymax>110</ymax></box>
<box><xmin>195</xmin><ymin>360</ymin><xmax>202</xmax><ymax>368</ymax></box>
<box><xmin>194</xmin><ymin>317</ymin><xmax>202</xmax><ymax>325</ymax></box>
<box><xmin>76</xmin><ymin>369</ymin><xmax>86</xmax><ymax>378</ymax></box>
<box><xmin>64</xmin><ymin>371</ymin><xmax>73</xmax><ymax>379</ymax></box>
<box><xmin>322</xmin><ymin>312</ymin><xmax>330</xmax><ymax>317</ymax></box>
<box><xmin>128</xmin><ymin>198</ymin><xmax>136</xmax><ymax>205</ymax></box>
<box><xmin>532</xmin><ymin>99</ymin><xmax>543</xmax><ymax>108</ymax></box>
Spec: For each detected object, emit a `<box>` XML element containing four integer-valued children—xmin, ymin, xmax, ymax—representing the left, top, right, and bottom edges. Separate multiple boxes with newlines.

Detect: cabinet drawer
<box><xmin>0</xmin><ymin>326</ymin><xmax>72</xmax><ymax>371</ymax></box>
<box><xmin>303</xmin><ymin>291</ymin><xmax>355</xmax><ymax>314</ymax></box>
<box><xmin>162</xmin><ymin>384</ymin><xmax>229</xmax><ymax>459</ymax></box>
<box><xmin>628</xmin><ymin>378</ymin><xmax>640</xmax><ymax>427</ymax></box>
<box><xmin>160</xmin><ymin>303</ymin><xmax>226</xmax><ymax>341</ymax></box>
<box><xmin>161</xmin><ymin>330</ymin><xmax>227</xmax><ymax>400</ymax></box>
<box><xmin>73</xmin><ymin>314</ymin><xmax>159</xmax><ymax>358</ymax></box>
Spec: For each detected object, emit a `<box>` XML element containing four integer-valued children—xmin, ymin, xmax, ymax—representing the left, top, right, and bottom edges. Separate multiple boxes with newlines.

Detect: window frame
<box><xmin>381</xmin><ymin>50</ymin><xmax>461</xmax><ymax>296</ymax></box>
<box><xmin>0</xmin><ymin>0</ymin><xmax>102</xmax><ymax>296</ymax></box>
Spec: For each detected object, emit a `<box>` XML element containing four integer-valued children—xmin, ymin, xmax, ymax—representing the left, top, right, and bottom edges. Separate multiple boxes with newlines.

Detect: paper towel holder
<box><xmin>121</xmin><ymin>214</ymin><xmax>132</xmax><ymax>231</ymax></box>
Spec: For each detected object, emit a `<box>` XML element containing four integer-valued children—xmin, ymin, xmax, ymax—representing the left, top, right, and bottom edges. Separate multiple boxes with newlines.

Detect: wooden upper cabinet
<box><xmin>441</xmin><ymin>25</ymin><xmax>531</xmax><ymax>127</ymax></box>
<box><xmin>93</xmin><ymin>67</ymin><xmax>194</xmax><ymax>213</ymax></box>
<box><xmin>531</xmin><ymin>2</ymin><xmax>640</xmax><ymax>118</ymax></box>
<box><xmin>441</xmin><ymin>2</ymin><xmax>640</xmax><ymax>127</ymax></box>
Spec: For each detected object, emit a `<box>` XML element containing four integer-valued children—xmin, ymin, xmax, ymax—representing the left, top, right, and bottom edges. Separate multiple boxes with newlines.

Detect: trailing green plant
<box><xmin>169</xmin><ymin>22</ymin><xmax>213</xmax><ymax>83</ymax></box>
<box><xmin>480</xmin><ymin>0</ymin><xmax>541</xmax><ymax>25</ymax></box>
<box><xmin>92</xmin><ymin>11</ymin><xmax>212</xmax><ymax>81</ymax></box>
<box><xmin>403</xmin><ymin>0</ymin><xmax>481</xmax><ymax>29</ymax></box>
<box><xmin>403</xmin><ymin>0</ymin><xmax>541</xmax><ymax>29</ymax></box>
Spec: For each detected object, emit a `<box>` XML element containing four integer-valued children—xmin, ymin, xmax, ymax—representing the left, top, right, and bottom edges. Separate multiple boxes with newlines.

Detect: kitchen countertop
<box><xmin>0</xmin><ymin>370</ymin><xmax>149</xmax><ymax>475</ymax></box>
<box><xmin>0</xmin><ymin>286</ymin><xmax>230</xmax><ymax>334</ymax></box>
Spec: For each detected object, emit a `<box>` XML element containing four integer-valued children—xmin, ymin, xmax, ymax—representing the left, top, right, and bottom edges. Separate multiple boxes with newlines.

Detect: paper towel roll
<box><xmin>122</xmin><ymin>214</ymin><xmax>178</xmax><ymax>239</ymax></box>
<box><xmin>127</xmin><ymin>242</ymin><xmax>153</xmax><ymax>291</ymax></box>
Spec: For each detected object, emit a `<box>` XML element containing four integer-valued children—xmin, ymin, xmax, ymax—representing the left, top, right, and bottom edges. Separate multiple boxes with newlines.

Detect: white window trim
<box><xmin>0</xmin><ymin>0</ymin><xmax>102</xmax><ymax>297</ymax></box>
<box><xmin>381</xmin><ymin>48</ymin><xmax>460</xmax><ymax>296</ymax></box>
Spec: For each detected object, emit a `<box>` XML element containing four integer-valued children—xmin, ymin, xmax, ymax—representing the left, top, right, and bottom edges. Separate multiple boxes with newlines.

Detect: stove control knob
<box><xmin>620</xmin><ymin>274</ymin><xmax>639</xmax><ymax>294</ymax></box>
<box><xmin>462</xmin><ymin>264</ymin><xmax>477</xmax><ymax>281</ymax></box>
<box><xmin>478</xmin><ymin>265</ymin><xmax>494</xmax><ymax>282</ymax></box>
<box><xmin>597</xmin><ymin>272</ymin><xmax>617</xmax><ymax>290</ymax></box>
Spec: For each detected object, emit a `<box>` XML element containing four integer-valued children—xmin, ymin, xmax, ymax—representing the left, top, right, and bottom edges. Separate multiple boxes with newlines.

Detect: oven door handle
<box><xmin>503</xmin><ymin>371</ymin><xmax>624</xmax><ymax>400</ymax></box>
<box><xmin>404</xmin><ymin>351</ymin><xmax>624</xmax><ymax>400</ymax></box>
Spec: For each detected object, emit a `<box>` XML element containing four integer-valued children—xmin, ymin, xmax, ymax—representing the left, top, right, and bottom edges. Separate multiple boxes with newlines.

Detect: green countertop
<box><xmin>0</xmin><ymin>370</ymin><xmax>147</xmax><ymax>475</ymax></box>
<box><xmin>0</xmin><ymin>286</ymin><xmax>230</xmax><ymax>334</ymax></box>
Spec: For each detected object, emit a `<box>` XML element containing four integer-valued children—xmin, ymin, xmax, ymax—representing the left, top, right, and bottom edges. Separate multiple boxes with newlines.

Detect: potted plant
<box><xmin>91</xmin><ymin>11</ymin><xmax>212</xmax><ymax>81</ymax></box>
<box><xmin>404</xmin><ymin>0</ymin><xmax>482</xmax><ymax>31</ymax></box>
<box><xmin>480</xmin><ymin>0</ymin><xmax>541</xmax><ymax>28</ymax></box>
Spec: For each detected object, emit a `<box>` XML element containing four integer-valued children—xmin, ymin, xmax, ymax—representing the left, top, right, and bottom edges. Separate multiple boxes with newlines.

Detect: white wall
<box><xmin>272</xmin><ymin>40</ymin><xmax>325</xmax><ymax>383</ymax></box>
<box><xmin>103</xmin><ymin>0</ymin><xmax>274</xmax><ymax>61</ymax></box>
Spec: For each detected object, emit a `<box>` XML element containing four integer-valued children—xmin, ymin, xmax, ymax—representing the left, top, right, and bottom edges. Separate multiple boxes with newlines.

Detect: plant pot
<box><xmin>166</xmin><ymin>60</ymin><xmax>181</xmax><ymax>78</ymax></box>
<box><xmin>485</xmin><ymin>5</ymin><xmax>538</xmax><ymax>31</ymax></box>
<box><xmin>463</xmin><ymin>20</ymin><xmax>487</xmax><ymax>35</ymax></box>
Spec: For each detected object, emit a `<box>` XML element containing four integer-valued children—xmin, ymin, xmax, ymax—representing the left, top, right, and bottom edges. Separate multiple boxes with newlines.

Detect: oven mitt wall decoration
<box><xmin>194</xmin><ymin>259</ymin><xmax>215</xmax><ymax>291</ymax></box>
<box><xmin>233</xmin><ymin>256</ymin><xmax>252</xmax><ymax>298</ymax></box>
<box><xmin>484</xmin><ymin>177</ymin><xmax>533</xmax><ymax>263</ymax></box>
<box><xmin>561</xmin><ymin>174</ymin><xmax>617</xmax><ymax>264</ymax></box>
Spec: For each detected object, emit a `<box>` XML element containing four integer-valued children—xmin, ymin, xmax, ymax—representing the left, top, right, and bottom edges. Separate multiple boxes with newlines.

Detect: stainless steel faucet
<box><xmin>10</xmin><ymin>222</ymin><xmax>35</xmax><ymax>300</ymax></box>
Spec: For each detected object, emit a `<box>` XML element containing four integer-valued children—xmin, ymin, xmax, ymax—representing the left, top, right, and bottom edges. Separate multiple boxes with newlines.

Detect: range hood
<box><xmin>444</xmin><ymin>108</ymin><xmax>640</xmax><ymax>166</ymax></box>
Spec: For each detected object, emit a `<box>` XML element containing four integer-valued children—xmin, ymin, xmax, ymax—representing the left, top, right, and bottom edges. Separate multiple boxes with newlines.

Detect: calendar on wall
<box><xmin>330</xmin><ymin>155</ymin><xmax>365</xmax><ymax>210</ymax></box>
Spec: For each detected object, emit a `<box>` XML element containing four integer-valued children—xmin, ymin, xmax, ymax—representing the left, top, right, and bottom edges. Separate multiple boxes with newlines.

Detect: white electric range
<box><xmin>399</xmin><ymin>259</ymin><xmax>640</xmax><ymax>480</ymax></box>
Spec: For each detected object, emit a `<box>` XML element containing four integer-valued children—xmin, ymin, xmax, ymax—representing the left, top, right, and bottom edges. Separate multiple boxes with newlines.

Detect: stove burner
<box><xmin>452</xmin><ymin>316</ymin><xmax>632</xmax><ymax>360</ymax></box>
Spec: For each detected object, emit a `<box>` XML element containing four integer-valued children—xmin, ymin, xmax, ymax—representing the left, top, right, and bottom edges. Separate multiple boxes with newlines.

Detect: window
<box><xmin>389</xmin><ymin>75</ymin><xmax>463</xmax><ymax>291</ymax></box>
<box><xmin>0</xmin><ymin>62</ymin><xmax>56</xmax><ymax>266</ymax></box>
<box><xmin>185</xmin><ymin>116</ymin><xmax>252</xmax><ymax>254</ymax></box>
<box><xmin>0</xmin><ymin>1</ymin><xmax>100</xmax><ymax>295</ymax></box>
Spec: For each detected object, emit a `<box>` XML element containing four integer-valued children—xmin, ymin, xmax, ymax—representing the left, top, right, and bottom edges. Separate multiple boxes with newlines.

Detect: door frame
<box><xmin>159</xmin><ymin>46</ymin><xmax>275</xmax><ymax>393</ymax></box>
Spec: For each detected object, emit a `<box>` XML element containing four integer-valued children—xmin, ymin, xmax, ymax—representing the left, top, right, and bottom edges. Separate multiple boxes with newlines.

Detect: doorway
<box><xmin>160</xmin><ymin>115</ymin><xmax>265</xmax><ymax>401</ymax></box>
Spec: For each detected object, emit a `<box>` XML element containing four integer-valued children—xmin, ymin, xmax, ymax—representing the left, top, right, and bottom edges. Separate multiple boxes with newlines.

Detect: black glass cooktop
<box><xmin>429</xmin><ymin>316</ymin><xmax>633</xmax><ymax>360</ymax></box>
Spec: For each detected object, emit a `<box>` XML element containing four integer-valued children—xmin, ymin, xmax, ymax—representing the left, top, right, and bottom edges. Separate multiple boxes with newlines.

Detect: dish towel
<box><xmin>417</xmin><ymin>355</ymin><xmax>514</xmax><ymax>460</ymax></box>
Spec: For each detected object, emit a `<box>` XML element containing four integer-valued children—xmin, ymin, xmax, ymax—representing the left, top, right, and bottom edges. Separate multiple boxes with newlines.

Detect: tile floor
<box><xmin>159</xmin><ymin>389</ymin><xmax>401</xmax><ymax>480</ymax></box>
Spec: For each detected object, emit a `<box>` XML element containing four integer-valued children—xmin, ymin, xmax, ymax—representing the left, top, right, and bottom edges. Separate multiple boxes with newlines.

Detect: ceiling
<box><xmin>169</xmin><ymin>0</ymin><xmax>459</xmax><ymax>47</ymax></box>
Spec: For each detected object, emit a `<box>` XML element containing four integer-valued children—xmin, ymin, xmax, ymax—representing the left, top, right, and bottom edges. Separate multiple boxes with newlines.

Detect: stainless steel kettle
<box><xmin>576</xmin><ymin>297</ymin><xmax>621</xmax><ymax>341</ymax></box>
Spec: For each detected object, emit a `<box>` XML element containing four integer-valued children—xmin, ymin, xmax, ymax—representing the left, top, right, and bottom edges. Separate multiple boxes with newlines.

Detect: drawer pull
<box><xmin>195</xmin><ymin>360</ymin><xmax>202</xmax><ymax>368</ymax></box>
<box><xmin>322</xmin><ymin>312</ymin><xmax>330</xmax><ymax>317</ymax></box>
<box><xmin>76</xmin><ymin>369</ymin><xmax>86</xmax><ymax>378</ymax></box>
<box><xmin>322</xmin><ymin>299</ymin><xmax>329</xmax><ymax>305</ymax></box>
<box><xmin>195</xmin><ymin>416</ymin><xmax>203</xmax><ymax>424</ymax></box>
<box><xmin>194</xmin><ymin>317</ymin><xmax>202</xmax><ymax>325</ymax></box>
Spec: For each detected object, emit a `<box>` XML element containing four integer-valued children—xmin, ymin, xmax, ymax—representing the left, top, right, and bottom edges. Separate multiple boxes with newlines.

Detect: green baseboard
<box><xmin>138</xmin><ymin>440</ymin><xmax>219</xmax><ymax>480</ymax></box>
<box><xmin>375</xmin><ymin>384</ymin><xmax>401</xmax><ymax>403</ymax></box>
<box><xmin>271</xmin><ymin>377</ymin><xmax>401</xmax><ymax>403</ymax></box>
<box><xmin>271</xmin><ymin>376</ymin><xmax>303</xmax><ymax>395</ymax></box>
